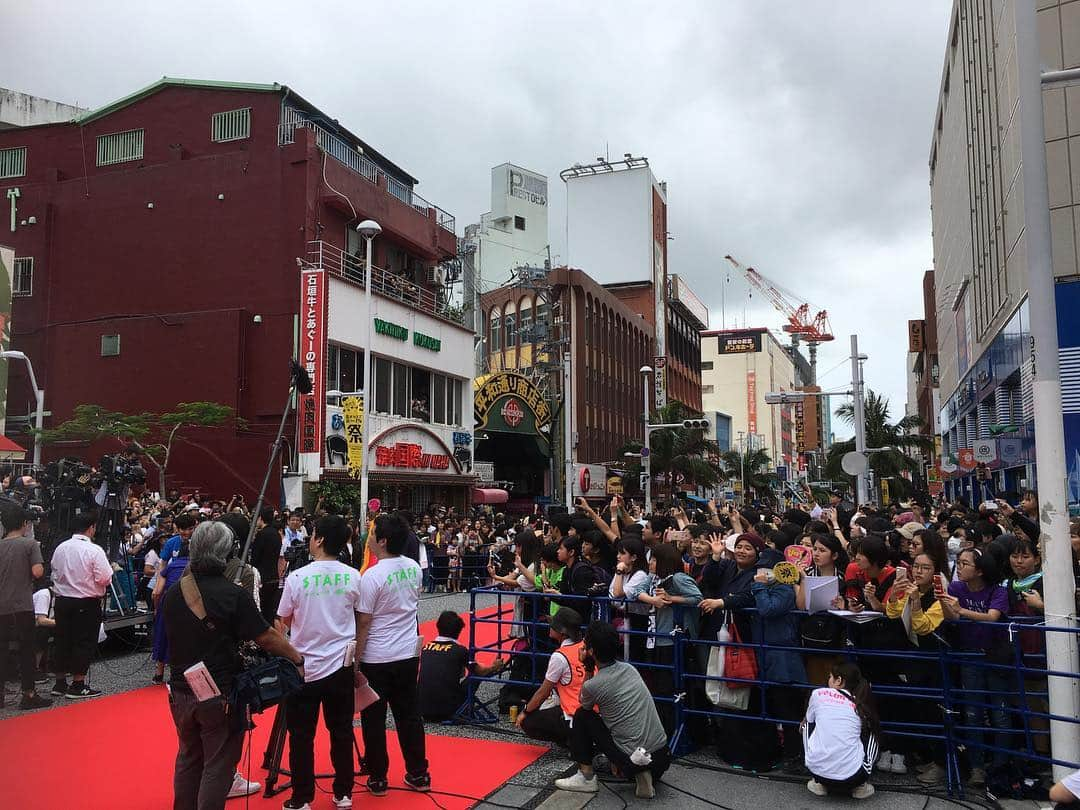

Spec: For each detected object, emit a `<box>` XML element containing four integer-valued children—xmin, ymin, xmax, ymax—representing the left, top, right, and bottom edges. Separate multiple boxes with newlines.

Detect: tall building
<box><xmin>700</xmin><ymin>327</ymin><xmax>798</xmax><ymax>474</ymax></box>
<box><xmin>0</xmin><ymin>78</ymin><xmax>475</xmax><ymax>508</ymax></box>
<box><xmin>562</xmin><ymin>155</ymin><xmax>705</xmax><ymax>412</ymax></box>
<box><xmin>909</xmin><ymin>272</ymin><xmax>942</xmax><ymax>495</ymax></box>
<box><xmin>468</xmin><ymin>163</ymin><xmax>550</xmax><ymax>286</ymax></box>
<box><xmin>930</xmin><ymin>2</ymin><xmax>1080</xmax><ymax>506</ymax></box>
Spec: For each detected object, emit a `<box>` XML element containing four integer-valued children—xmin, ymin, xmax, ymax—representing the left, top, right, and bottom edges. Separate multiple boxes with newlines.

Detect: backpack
<box><xmin>800</xmin><ymin>612</ymin><xmax>844</xmax><ymax>649</ymax></box>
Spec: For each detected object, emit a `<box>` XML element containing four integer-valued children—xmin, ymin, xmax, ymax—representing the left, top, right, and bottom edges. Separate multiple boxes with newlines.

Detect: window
<box><xmin>519</xmin><ymin>307</ymin><xmax>533</xmax><ymax>344</ymax></box>
<box><xmin>514</xmin><ymin>215</ymin><xmax>526</xmax><ymax>231</ymax></box>
<box><xmin>433</xmin><ymin>374</ymin><xmax>446</xmax><ymax>424</ymax></box>
<box><xmin>12</xmin><ymin>257</ymin><xmax>32</xmax><ymax>297</ymax></box>
<box><xmin>392</xmin><ymin>361</ymin><xmax>409</xmax><ymax>416</ymax></box>
<box><xmin>0</xmin><ymin>147</ymin><xmax>26</xmax><ymax>179</ymax></box>
<box><xmin>96</xmin><ymin>128</ymin><xmax>144</xmax><ymax>166</ymax></box>
<box><xmin>101</xmin><ymin>334</ymin><xmax>120</xmax><ymax>356</ymax></box>
<box><xmin>490</xmin><ymin>315</ymin><xmax>502</xmax><ymax>352</ymax></box>
<box><xmin>411</xmin><ymin>367</ymin><xmax>431</xmax><ymax>420</ymax></box>
<box><xmin>505</xmin><ymin>313</ymin><xmax>517</xmax><ymax>348</ymax></box>
<box><xmin>374</xmin><ymin>357</ymin><xmax>392</xmax><ymax>413</ymax></box>
<box><xmin>211</xmin><ymin>108</ymin><xmax>251</xmax><ymax>142</ymax></box>
<box><xmin>702</xmin><ymin>384</ymin><xmax>714</xmax><ymax>394</ymax></box>
<box><xmin>339</xmin><ymin>347</ymin><xmax>358</xmax><ymax>393</ymax></box>
<box><xmin>450</xmin><ymin>379</ymin><xmax>462</xmax><ymax>425</ymax></box>
<box><xmin>700</xmin><ymin>361</ymin><xmax>713</xmax><ymax>371</ymax></box>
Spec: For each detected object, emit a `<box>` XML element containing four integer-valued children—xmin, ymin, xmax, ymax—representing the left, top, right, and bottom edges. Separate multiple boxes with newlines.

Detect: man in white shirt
<box><xmin>49</xmin><ymin>510</ymin><xmax>113</xmax><ymax>699</ymax></box>
<box><xmin>277</xmin><ymin>516</ymin><xmax>362</xmax><ymax>810</ymax></box>
<box><xmin>355</xmin><ymin>513</ymin><xmax>429</xmax><ymax>797</ymax></box>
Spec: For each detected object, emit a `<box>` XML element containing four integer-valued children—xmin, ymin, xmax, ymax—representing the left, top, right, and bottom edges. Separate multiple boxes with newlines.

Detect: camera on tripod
<box><xmin>99</xmin><ymin>453</ymin><xmax>147</xmax><ymax>487</ymax></box>
<box><xmin>282</xmin><ymin>538</ymin><xmax>311</xmax><ymax>572</ymax></box>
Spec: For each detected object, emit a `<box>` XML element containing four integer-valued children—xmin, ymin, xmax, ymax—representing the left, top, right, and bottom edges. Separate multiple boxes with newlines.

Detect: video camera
<box><xmin>99</xmin><ymin>453</ymin><xmax>147</xmax><ymax>487</ymax></box>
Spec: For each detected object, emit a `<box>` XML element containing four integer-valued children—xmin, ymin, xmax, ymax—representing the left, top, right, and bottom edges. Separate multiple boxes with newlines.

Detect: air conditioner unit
<box><xmin>428</xmin><ymin>265</ymin><xmax>445</xmax><ymax>286</ymax></box>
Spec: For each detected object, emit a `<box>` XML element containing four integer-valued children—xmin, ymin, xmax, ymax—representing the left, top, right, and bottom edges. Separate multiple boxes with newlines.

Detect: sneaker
<box><xmin>851</xmin><ymin>783</ymin><xmax>875</xmax><ymax>800</ymax></box>
<box><xmin>554</xmin><ymin>771</ymin><xmax>599</xmax><ymax>793</ymax></box>
<box><xmin>403</xmin><ymin>772</ymin><xmax>431</xmax><ymax>793</ymax></box>
<box><xmin>333</xmin><ymin>796</ymin><xmax>352</xmax><ymax>809</ymax></box>
<box><xmin>890</xmin><ymin>753</ymin><xmax>908</xmax><ymax>775</ymax></box>
<box><xmin>806</xmin><ymin>779</ymin><xmax>827</xmax><ymax>797</ymax></box>
<box><xmin>782</xmin><ymin>756</ymin><xmax>808</xmax><ymax>776</ymax></box>
<box><xmin>281</xmin><ymin>801</ymin><xmax>311</xmax><ymax>810</ymax></box>
<box><xmin>366</xmin><ymin>778</ymin><xmax>388</xmax><ymax>798</ymax></box>
<box><xmin>634</xmin><ymin>770</ymin><xmax>655</xmax><ymax>799</ymax></box>
<box><xmin>916</xmin><ymin>763</ymin><xmax>945</xmax><ymax>785</ymax></box>
<box><xmin>875</xmin><ymin>750</ymin><xmax>893</xmax><ymax>772</ymax></box>
<box><xmin>50</xmin><ymin>680</ymin><xmax>68</xmax><ymax>697</ymax></box>
<box><xmin>34</xmin><ymin>671</ymin><xmax>49</xmax><ymax>685</ymax></box>
<box><xmin>227</xmin><ymin>773</ymin><xmax>260</xmax><ymax>798</ymax></box>
<box><xmin>19</xmin><ymin>693</ymin><xmax>52</xmax><ymax>710</ymax></box>
<box><xmin>65</xmin><ymin>683</ymin><xmax>101</xmax><ymax>700</ymax></box>
<box><xmin>968</xmin><ymin>767</ymin><xmax>986</xmax><ymax>786</ymax></box>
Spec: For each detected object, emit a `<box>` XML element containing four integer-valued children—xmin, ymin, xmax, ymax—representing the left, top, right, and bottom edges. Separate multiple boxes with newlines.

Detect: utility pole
<box><xmin>850</xmin><ymin>335</ymin><xmax>869</xmax><ymax>506</ymax></box>
<box><xmin>1016</xmin><ymin>2</ymin><xmax>1079</xmax><ymax>779</ymax></box>
<box><xmin>642</xmin><ymin>366</ymin><xmax>652</xmax><ymax>513</ymax></box>
<box><xmin>563</xmin><ymin>351</ymin><xmax>573</xmax><ymax>508</ymax></box>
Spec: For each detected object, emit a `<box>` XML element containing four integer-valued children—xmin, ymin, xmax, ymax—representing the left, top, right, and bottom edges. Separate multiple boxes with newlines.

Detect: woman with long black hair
<box><xmin>803</xmin><ymin>660</ymin><xmax>878</xmax><ymax>800</ymax></box>
<box><xmin>609</xmin><ymin>537</ymin><xmax>653</xmax><ymax>666</ymax></box>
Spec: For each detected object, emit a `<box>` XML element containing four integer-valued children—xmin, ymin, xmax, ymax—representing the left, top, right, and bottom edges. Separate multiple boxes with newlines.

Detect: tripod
<box><xmin>260</xmin><ymin>700</ymin><xmax>366</xmax><ymax>797</ymax></box>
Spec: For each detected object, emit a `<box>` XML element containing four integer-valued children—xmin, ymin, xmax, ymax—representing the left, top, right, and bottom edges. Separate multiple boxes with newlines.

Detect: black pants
<box><xmin>569</xmin><ymin>707</ymin><xmax>671</xmax><ymax>781</ymax></box>
<box><xmin>286</xmin><ymin>666</ymin><xmax>356</xmax><ymax>802</ymax></box>
<box><xmin>258</xmin><ymin>584</ymin><xmax>280</xmax><ymax>624</ymax></box>
<box><xmin>767</xmin><ymin>685</ymin><xmax>806</xmax><ymax>760</ymax></box>
<box><xmin>53</xmin><ymin>595</ymin><xmax>101</xmax><ymax>677</ymax></box>
<box><xmin>521</xmin><ymin>706</ymin><xmax>572</xmax><ymax>747</ymax></box>
<box><xmin>0</xmin><ymin>611</ymin><xmax>36</xmax><ymax>692</ymax></box>
<box><xmin>360</xmin><ymin>657</ymin><xmax>428</xmax><ymax>781</ymax></box>
<box><xmin>170</xmin><ymin>690</ymin><xmax>244</xmax><ymax>810</ymax></box>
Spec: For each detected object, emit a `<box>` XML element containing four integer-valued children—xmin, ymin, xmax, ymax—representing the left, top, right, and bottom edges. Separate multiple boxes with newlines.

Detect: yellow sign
<box><xmin>880</xmin><ymin>478</ymin><xmax>890</xmax><ymax>503</ymax></box>
<box><xmin>474</xmin><ymin>372</ymin><xmax>551</xmax><ymax>431</ymax></box>
<box><xmin>342</xmin><ymin>396</ymin><xmax>365</xmax><ymax>479</ymax></box>
<box><xmin>606</xmin><ymin>476</ymin><xmax>623</xmax><ymax>495</ymax></box>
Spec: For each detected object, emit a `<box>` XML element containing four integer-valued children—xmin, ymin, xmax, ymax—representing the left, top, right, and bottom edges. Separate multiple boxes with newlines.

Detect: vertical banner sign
<box><xmin>654</xmin><ymin>356</ymin><xmax>667</xmax><ymax>409</ymax></box>
<box><xmin>746</xmin><ymin>370</ymin><xmax>758</xmax><ymax>434</ymax></box>
<box><xmin>297</xmin><ymin>269</ymin><xmax>327</xmax><ymax>469</ymax></box>
<box><xmin>341</xmin><ymin>395</ymin><xmax>365</xmax><ymax>479</ymax></box>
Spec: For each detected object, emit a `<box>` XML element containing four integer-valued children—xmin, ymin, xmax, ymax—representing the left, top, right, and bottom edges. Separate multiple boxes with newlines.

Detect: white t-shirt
<box><xmin>1062</xmin><ymin>769</ymin><xmax>1080</xmax><ymax>802</ymax></box>
<box><xmin>32</xmin><ymin>588</ymin><xmax>52</xmax><ymax>619</ymax></box>
<box><xmin>611</xmin><ymin>570</ymin><xmax>651</xmax><ymax>615</ymax></box>
<box><xmin>804</xmin><ymin>687</ymin><xmax>865</xmax><ymax>781</ymax></box>
<box><xmin>358</xmin><ymin>555</ymin><xmax>422</xmax><ymax>664</ymax></box>
<box><xmin>144</xmin><ymin>549</ymin><xmax>161</xmax><ymax>590</ymax></box>
<box><xmin>278</xmin><ymin>560</ymin><xmax>362</xmax><ymax>682</ymax></box>
<box><xmin>544</xmin><ymin>639</ymin><xmax>575</xmax><ymax>687</ymax></box>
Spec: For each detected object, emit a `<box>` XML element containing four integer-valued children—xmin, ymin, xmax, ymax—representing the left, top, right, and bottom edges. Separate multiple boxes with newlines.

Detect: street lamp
<box><xmin>356</xmin><ymin>219</ymin><xmax>381</xmax><ymax>531</ymax></box>
<box><xmin>0</xmin><ymin>350</ymin><xmax>44</xmax><ymax>466</ymax></box>
<box><xmin>640</xmin><ymin>365</ymin><xmax>652</xmax><ymax>513</ymax></box>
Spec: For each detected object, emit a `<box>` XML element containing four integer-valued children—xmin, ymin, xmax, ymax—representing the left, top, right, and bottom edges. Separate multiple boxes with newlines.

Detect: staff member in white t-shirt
<box><xmin>277</xmin><ymin>516</ymin><xmax>363</xmax><ymax>810</ymax></box>
<box><xmin>355</xmin><ymin>513</ymin><xmax>430</xmax><ymax>798</ymax></box>
<box><xmin>802</xmin><ymin>660</ymin><xmax>878</xmax><ymax>800</ymax></box>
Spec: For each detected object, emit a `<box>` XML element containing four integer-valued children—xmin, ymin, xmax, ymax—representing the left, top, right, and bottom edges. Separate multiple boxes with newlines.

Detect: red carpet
<box><xmin>0</xmin><ymin>606</ymin><xmax>544</xmax><ymax>809</ymax></box>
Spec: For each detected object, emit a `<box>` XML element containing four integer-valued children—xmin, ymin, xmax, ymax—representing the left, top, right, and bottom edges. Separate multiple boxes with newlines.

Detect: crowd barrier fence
<box><xmin>458</xmin><ymin>587</ymin><xmax>1079</xmax><ymax>798</ymax></box>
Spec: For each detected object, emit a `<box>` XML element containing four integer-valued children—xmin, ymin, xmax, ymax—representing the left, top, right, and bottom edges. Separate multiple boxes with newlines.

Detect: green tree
<box><xmin>824</xmin><ymin>389</ymin><xmax>933</xmax><ymax>500</ymax></box>
<box><xmin>37</xmin><ymin>402</ymin><xmax>239</xmax><ymax>493</ymax></box>
<box><xmin>620</xmin><ymin>402</ymin><xmax>721</xmax><ymax>502</ymax></box>
<box><xmin>720</xmin><ymin>446</ymin><xmax>775</xmax><ymax>503</ymax></box>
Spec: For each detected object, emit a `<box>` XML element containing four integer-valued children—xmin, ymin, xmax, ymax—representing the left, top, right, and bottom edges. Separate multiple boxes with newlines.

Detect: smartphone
<box><xmin>933</xmin><ymin>574</ymin><xmax>947</xmax><ymax>597</ymax></box>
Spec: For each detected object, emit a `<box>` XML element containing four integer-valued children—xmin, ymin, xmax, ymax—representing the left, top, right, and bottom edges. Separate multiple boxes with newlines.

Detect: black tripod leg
<box><xmin>353</xmin><ymin>723</ymin><xmax>367</xmax><ymax>776</ymax></box>
<box><xmin>261</xmin><ymin>704</ymin><xmax>293</xmax><ymax>797</ymax></box>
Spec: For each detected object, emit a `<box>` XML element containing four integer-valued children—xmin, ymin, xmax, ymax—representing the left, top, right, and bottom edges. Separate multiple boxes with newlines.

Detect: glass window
<box><xmin>374</xmin><ymin>357</ymin><xmax>392</xmax><ymax>413</ymax></box>
<box><xmin>490</xmin><ymin>315</ymin><xmax>501</xmax><ymax>352</ymax></box>
<box><xmin>520</xmin><ymin>308</ymin><xmax>533</xmax><ymax>344</ymax></box>
<box><xmin>505</xmin><ymin>313</ymin><xmax>517</xmax><ymax>348</ymax></box>
<box><xmin>701</xmin><ymin>360</ymin><xmax>713</xmax><ymax>371</ymax></box>
<box><xmin>339</xmin><ymin>347</ymin><xmax>357</xmax><ymax>394</ymax></box>
<box><xmin>392</xmin><ymin>362</ymin><xmax>409</xmax><ymax>416</ymax></box>
<box><xmin>327</xmin><ymin>346</ymin><xmax>339</xmax><ymax>391</ymax></box>
<box><xmin>450</xmin><ymin>378</ymin><xmax>462</xmax><ymax>426</ymax></box>
<box><xmin>411</xmin><ymin>367</ymin><xmax>431</xmax><ymax>421</ymax></box>
<box><xmin>433</xmin><ymin>374</ymin><xmax>447</xmax><ymax>423</ymax></box>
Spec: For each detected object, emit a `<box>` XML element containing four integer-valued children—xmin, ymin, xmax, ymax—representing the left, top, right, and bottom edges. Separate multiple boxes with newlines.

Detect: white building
<box><xmin>0</xmin><ymin>89</ymin><xmax>85</xmax><ymax>129</ymax></box>
<box><xmin>469</xmin><ymin>163</ymin><xmax>550</xmax><ymax>287</ymax></box>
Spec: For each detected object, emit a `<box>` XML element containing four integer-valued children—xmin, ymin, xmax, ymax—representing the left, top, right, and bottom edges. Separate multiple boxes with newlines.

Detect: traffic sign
<box><xmin>640</xmin><ymin>447</ymin><xmax>651</xmax><ymax>458</ymax></box>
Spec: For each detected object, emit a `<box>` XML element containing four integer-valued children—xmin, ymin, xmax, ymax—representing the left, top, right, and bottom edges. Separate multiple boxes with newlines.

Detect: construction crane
<box><xmin>723</xmin><ymin>254</ymin><xmax>835</xmax><ymax>381</ymax></box>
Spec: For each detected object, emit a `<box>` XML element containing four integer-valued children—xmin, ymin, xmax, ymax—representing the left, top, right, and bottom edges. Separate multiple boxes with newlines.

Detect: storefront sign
<box><xmin>573</xmin><ymin>463</ymin><xmax>607</xmax><ymax>498</ymax></box>
<box><xmin>374</xmin><ymin>442</ymin><xmax>451</xmax><ymax>470</ymax></box>
<box><xmin>654</xmin><ymin>356</ymin><xmax>667</xmax><ymax>410</ymax></box>
<box><xmin>367</xmin><ymin>424</ymin><xmax>464</xmax><ymax>475</ymax></box>
<box><xmin>908</xmin><ymin>320</ymin><xmax>925</xmax><ymax>353</ymax></box>
<box><xmin>719</xmin><ymin>331</ymin><xmax>762</xmax><ymax>354</ymax></box>
<box><xmin>509</xmin><ymin>168</ymin><xmax>548</xmax><ymax>206</ymax></box>
<box><xmin>972</xmin><ymin>439</ymin><xmax>997</xmax><ymax>465</ymax></box>
<box><xmin>957</xmin><ymin>448</ymin><xmax>976</xmax><ymax>472</ymax></box>
<box><xmin>341</xmin><ymin>395</ymin><xmax>364</xmax><ymax>479</ymax></box>
<box><xmin>606</xmin><ymin>475</ymin><xmax>623</xmax><ymax>495</ymax></box>
<box><xmin>374</xmin><ymin>318</ymin><xmax>408</xmax><ymax>340</ymax></box>
<box><xmin>747</xmin><ymin>370</ymin><xmax>758</xmax><ymax>434</ymax></box>
<box><xmin>999</xmin><ymin>437</ymin><xmax>1022</xmax><ymax>466</ymax></box>
<box><xmin>413</xmin><ymin>331</ymin><xmax>441</xmax><ymax>352</ymax></box>
<box><xmin>298</xmin><ymin>269</ymin><xmax>327</xmax><ymax>460</ymax></box>
<box><xmin>475</xmin><ymin>372</ymin><xmax>552</xmax><ymax>432</ymax></box>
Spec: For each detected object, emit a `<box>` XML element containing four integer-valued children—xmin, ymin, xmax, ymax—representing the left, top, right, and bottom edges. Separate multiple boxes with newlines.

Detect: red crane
<box><xmin>723</xmin><ymin>255</ymin><xmax>834</xmax><ymax>342</ymax></box>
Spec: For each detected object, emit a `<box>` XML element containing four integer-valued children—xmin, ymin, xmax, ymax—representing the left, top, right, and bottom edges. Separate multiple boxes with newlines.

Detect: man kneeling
<box><xmin>516</xmin><ymin>608</ymin><xmax>585</xmax><ymax>747</ymax></box>
<box><xmin>554</xmin><ymin>621</ymin><xmax>670</xmax><ymax>799</ymax></box>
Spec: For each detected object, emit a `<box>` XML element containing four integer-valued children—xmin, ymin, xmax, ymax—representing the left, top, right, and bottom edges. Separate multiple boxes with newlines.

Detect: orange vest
<box><xmin>554</xmin><ymin>640</ymin><xmax>589</xmax><ymax>718</ymax></box>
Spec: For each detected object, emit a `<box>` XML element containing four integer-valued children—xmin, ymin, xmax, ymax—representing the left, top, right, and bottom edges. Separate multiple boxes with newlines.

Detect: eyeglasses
<box><xmin>911</xmin><ymin>563</ymin><xmax>935</xmax><ymax>572</ymax></box>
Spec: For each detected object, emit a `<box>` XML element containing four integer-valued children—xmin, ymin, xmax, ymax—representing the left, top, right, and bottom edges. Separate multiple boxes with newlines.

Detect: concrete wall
<box><xmin>0</xmin><ymin>89</ymin><xmax>85</xmax><ymax>129</ymax></box>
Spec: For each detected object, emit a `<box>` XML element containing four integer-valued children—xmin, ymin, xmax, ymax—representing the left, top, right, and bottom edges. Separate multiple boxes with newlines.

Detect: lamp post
<box><xmin>355</xmin><ymin>219</ymin><xmax>381</xmax><ymax>532</ymax></box>
<box><xmin>640</xmin><ymin>365</ymin><xmax>652</xmax><ymax>513</ymax></box>
<box><xmin>0</xmin><ymin>350</ymin><xmax>43</xmax><ymax>466</ymax></box>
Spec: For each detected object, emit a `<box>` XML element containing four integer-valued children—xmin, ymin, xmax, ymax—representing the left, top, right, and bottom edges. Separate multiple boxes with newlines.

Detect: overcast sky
<box><xmin>4</xmin><ymin>1</ymin><xmax>952</xmax><ymax>437</ymax></box>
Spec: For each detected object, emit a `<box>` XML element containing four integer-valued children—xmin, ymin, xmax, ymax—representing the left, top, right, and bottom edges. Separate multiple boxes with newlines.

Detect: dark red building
<box><xmin>0</xmin><ymin>77</ymin><xmax>458</xmax><ymax>498</ymax></box>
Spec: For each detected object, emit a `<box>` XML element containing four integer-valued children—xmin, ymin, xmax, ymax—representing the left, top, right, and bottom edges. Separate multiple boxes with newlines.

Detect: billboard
<box><xmin>297</xmin><ymin>268</ymin><xmax>327</xmax><ymax>476</ymax></box>
<box><xmin>718</xmin><ymin>330</ymin><xmax>762</xmax><ymax>354</ymax></box>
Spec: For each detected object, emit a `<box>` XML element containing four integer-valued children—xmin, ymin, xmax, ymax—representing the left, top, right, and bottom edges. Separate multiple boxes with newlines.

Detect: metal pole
<box><xmin>1</xmin><ymin>351</ymin><xmax>44</xmax><ymax>467</ymax></box>
<box><xmin>643</xmin><ymin>369</ymin><xmax>652</xmax><ymax>514</ymax></box>
<box><xmin>1017</xmin><ymin>2</ymin><xmax>1080</xmax><ymax>779</ymax></box>
<box><xmin>563</xmin><ymin>351</ymin><xmax>573</xmax><ymax>508</ymax></box>
<box><xmin>358</xmin><ymin>233</ymin><xmax>375</xmax><ymax>531</ymax></box>
<box><xmin>850</xmin><ymin>335</ymin><xmax>869</xmax><ymax>506</ymax></box>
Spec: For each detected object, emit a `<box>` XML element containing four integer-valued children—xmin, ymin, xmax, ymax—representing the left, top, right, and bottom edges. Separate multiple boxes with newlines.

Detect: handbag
<box><xmin>800</xmin><ymin>612</ymin><xmax>843</xmax><ymax>649</ymax></box>
<box><xmin>723</xmin><ymin>620</ymin><xmax>758</xmax><ymax>689</ymax></box>
<box><xmin>705</xmin><ymin>621</ymin><xmax>751</xmax><ymax>710</ymax></box>
<box><xmin>179</xmin><ymin>573</ymin><xmax>302</xmax><ymax>718</ymax></box>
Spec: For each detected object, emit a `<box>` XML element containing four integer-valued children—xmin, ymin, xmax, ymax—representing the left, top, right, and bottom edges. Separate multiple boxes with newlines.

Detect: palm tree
<box><xmin>720</xmin><ymin>446</ymin><xmax>775</xmax><ymax>504</ymax></box>
<box><xmin>824</xmin><ymin>389</ymin><xmax>934</xmax><ymax>499</ymax></box>
<box><xmin>619</xmin><ymin>402</ymin><xmax>721</xmax><ymax>501</ymax></box>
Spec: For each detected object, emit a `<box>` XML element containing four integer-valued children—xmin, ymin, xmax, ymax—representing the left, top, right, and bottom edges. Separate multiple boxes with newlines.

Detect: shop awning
<box><xmin>472</xmin><ymin>488</ymin><xmax>509</xmax><ymax>505</ymax></box>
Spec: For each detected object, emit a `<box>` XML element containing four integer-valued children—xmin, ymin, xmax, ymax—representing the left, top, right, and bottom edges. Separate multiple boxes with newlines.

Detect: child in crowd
<box><xmin>802</xmin><ymin>661</ymin><xmax>878</xmax><ymax>800</ymax></box>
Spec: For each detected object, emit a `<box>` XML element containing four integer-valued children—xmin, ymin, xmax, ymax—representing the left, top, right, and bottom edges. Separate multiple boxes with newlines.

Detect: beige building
<box><xmin>700</xmin><ymin>327</ymin><xmax>797</xmax><ymax>471</ymax></box>
<box><xmin>929</xmin><ymin>0</ymin><xmax>1080</xmax><ymax>500</ymax></box>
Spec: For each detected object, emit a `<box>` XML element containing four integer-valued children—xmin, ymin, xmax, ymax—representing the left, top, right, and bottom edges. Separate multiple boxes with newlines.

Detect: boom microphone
<box><xmin>290</xmin><ymin>360</ymin><xmax>314</xmax><ymax>394</ymax></box>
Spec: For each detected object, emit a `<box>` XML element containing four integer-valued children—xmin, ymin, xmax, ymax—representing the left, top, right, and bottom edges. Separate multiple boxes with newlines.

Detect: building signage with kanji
<box><xmin>474</xmin><ymin>372</ymin><xmax>551</xmax><ymax>433</ymax></box>
<box><xmin>297</xmin><ymin>269</ymin><xmax>326</xmax><ymax>460</ymax></box>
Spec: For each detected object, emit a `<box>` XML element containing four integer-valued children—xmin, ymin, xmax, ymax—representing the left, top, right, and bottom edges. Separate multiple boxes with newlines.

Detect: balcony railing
<box><xmin>304</xmin><ymin>241</ymin><xmax>464</xmax><ymax>326</ymax></box>
<box><xmin>279</xmin><ymin>112</ymin><xmax>455</xmax><ymax>235</ymax></box>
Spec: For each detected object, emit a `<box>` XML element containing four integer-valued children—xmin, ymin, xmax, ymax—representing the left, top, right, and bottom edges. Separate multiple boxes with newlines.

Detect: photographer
<box><xmin>276</xmin><ymin>516</ymin><xmax>362</xmax><ymax>810</ymax></box>
<box><xmin>162</xmin><ymin>521</ymin><xmax>302</xmax><ymax>810</ymax></box>
<box><xmin>50</xmin><ymin>510</ymin><xmax>112</xmax><ymax>699</ymax></box>
<box><xmin>0</xmin><ymin>500</ymin><xmax>51</xmax><ymax>709</ymax></box>
<box><xmin>355</xmin><ymin>513</ymin><xmax>430</xmax><ymax>797</ymax></box>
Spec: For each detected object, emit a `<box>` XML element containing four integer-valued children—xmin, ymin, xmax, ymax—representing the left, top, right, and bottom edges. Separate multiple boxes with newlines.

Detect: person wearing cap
<box><xmin>517</xmin><ymin>607</ymin><xmax>588</xmax><ymax>746</ymax></box>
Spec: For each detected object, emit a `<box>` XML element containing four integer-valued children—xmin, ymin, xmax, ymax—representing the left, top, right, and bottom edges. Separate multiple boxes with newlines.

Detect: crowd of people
<box><xmin>4</xmin><ymin>467</ymin><xmax>1080</xmax><ymax>806</ymax></box>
